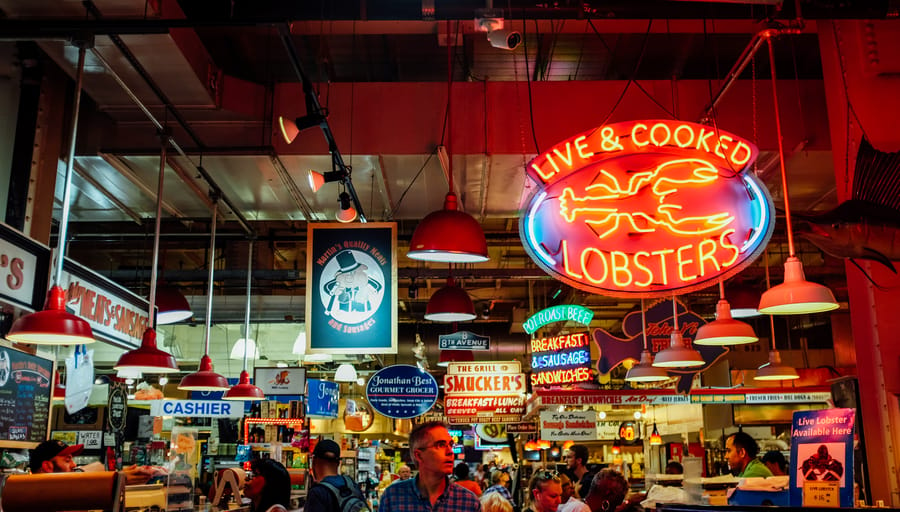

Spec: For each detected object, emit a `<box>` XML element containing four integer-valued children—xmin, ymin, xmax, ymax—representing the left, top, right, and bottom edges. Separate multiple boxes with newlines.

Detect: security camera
<box><xmin>487</xmin><ymin>29</ymin><xmax>521</xmax><ymax>50</ymax></box>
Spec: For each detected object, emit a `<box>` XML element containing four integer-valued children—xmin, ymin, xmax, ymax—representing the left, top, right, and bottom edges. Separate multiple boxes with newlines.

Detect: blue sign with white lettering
<box><xmin>307</xmin><ymin>379</ymin><xmax>339</xmax><ymax>418</ymax></box>
<box><xmin>150</xmin><ymin>400</ymin><xmax>243</xmax><ymax>418</ymax></box>
<box><xmin>366</xmin><ymin>365</ymin><xmax>438</xmax><ymax>419</ymax></box>
<box><xmin>438</xmin><ymin>331</ymin><xmax>490</xmax><ymax>351</ymax></box>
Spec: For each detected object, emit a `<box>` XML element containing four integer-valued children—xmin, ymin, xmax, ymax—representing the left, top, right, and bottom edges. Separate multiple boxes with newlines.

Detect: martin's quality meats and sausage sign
<box><xmin>444</xmin><ymin>362</ymin><xmax>526</xmax><ymax>425</ymax></box>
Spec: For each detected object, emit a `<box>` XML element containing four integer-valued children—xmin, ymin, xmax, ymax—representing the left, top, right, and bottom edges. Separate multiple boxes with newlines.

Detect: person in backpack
<box><xmin>243</xmin><ymin>458</ymin><xmax>291</xmax><ymax>512</ymax></box>
<box><xmin>380</xmin><ymin>421</ymin><xmax>482</xmax><ymax>511</ymax></box>
<box><xmin>306</xmin><ymin>438</ymin><xmax>369</xmax><ymax>512</ymax></box>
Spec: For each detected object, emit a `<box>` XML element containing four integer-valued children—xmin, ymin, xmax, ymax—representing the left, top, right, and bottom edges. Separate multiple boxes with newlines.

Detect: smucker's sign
<box><xmin>519</xmin><ymin>120</ymin><xmax>774</xmax><ymax>297</ymax></box>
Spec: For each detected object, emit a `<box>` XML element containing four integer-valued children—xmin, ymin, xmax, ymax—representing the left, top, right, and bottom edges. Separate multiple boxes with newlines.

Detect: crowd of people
<box><xmin>28</xmin><ymin>424</ymin><xmax>789</xmax><ymax>512</ymax></box>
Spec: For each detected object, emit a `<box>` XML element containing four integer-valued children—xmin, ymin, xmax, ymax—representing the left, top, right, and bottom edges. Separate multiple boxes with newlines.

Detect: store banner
<box><xmin>438</xmin><ymin>331</ymin><xmax>490</xmax><ymax>351</ymax></box>
<box><xmin>254</xmin><ymin>367</ymin><xmax>306</xmax><ymax>396</ymax></box>
<box><xmin>0</xmin><ymin>223</ymin><xmax>50</xmax><ymax>312</ymax></box>
<box><xmin>306</xmin><ymin>379</ymin><xmax>339</xmax><ymax>418</ymax></box>
<box><xmin>59</xmin><ymin>254</ymin><xmax>152</xmax><ymax>350</ymax></box>
<box><xmin>790</xmin><ymin>408</ymin><xmax>855</xmax><ymax>507</ymax></box>
<box><xmin>305</xmin><ymin>223</ymin><xmax>397</xmax><ymax>354</ymax></box>
<box><xmin>444</xmin><ymin>361</ymin><xmax>526</xmax><ymax>424</ymax></box>
<box><xmin>366</xmin><ymin>364</ymin><xmax>438</xmax><ymax>419</ymax></box>
<box><xmin>540</xmin><ymin>410</ymin><xmax>597</xmax><ymax>441</ymax></box>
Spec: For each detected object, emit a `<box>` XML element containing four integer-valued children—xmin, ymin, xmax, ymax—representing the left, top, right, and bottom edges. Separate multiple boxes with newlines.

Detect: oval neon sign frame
<box><xmin>519</xmin><ymin>119</ymin><xmax>774</xmax><ymax>298</ymax></box>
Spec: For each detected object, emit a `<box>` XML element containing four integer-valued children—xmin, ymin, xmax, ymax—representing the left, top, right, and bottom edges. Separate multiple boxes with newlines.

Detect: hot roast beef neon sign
<box><xmin>520</xmin><ymin>120</ymin><xmax>774</xmax><ymax>297</ymax></box>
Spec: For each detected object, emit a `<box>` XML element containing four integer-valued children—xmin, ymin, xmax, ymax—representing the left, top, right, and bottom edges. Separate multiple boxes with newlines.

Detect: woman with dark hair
<box><xmin>244</xmin><ymin>458</ymin><xmax>292</xmax><ymax>512</ymax></box>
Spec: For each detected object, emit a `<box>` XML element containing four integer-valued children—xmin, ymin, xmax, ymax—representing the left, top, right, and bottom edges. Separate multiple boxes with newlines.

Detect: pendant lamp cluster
<box><xmin>224</xmin><ymin>240</ymin><xmax>265</xmax><ymax>400</ymax></box>
<box><xmin>6</xmin><ymin>43</ymin><xmax>94</xmax><ymax>347</ymax></box>
<box><xmin>179</xmin><ymin>199</ymin><xmax>230</xmax><ymax>392</ymax></box>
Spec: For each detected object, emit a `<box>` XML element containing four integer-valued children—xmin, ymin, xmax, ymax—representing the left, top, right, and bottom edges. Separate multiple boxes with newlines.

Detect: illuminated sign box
<box><xmin>519</xmin><ymin>119</ymin><xmax>774</xmax><ymax>297</ymax></box>
<box><xmin>530</xmin><ymin>332</ymin><xmax>592</xmax><ymax>386</ymax></box>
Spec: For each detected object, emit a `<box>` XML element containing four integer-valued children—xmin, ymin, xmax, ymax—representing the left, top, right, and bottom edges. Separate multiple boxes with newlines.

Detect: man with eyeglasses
<box><xmin>380</xmin><ymin>421</ymin><xmax>482</xmax><ymax>511</ymax></box>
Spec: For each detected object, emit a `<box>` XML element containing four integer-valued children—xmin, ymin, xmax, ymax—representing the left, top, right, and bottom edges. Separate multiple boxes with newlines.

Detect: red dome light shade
<box><xmin>155</xmin><ymin>286</ymin><xmax>192</xmax><ymax>324</ymax></box>
<box><xmin>223</xmin><ymin>370</ymin><xmax>265</xmax><ymax>400</ymax></box>
<box><xmin>115</xmin><ymin>328</ymin><xmax>179</xmax><ymax>374</ymax></box>
<box><xmin>279</xmin><ymin>116</ymin><xmax>300</xmax><ymax>144</ymax></box>
<box><xmin>425</xmin><ymin>277</ymin><xmax>476</xmax><ymax>322</ymax></box>
<box><xmin>6</xmin><ymin>286</ymin><xmax>95</xmax><ymax>345</ymax></box>
<box><xmin>178</xmin><ymin>355</ymin><xmax>230</xmax><ymax>391</ymax></box>
<box><xmin>437</xmin><ymin>349</ymin><xmax>475</xmax><ymax>367</ymax></box>
<box><xmin>408</xmin><ymin>193</ymin><xmax>489</xmax><ymax>263</ymax></box>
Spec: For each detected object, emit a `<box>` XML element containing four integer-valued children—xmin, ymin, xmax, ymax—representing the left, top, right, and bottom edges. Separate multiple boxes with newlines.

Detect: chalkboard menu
<box><xmin>0</xmin><ymin>346</ymin><xmax>53</xmax><ymax>446</ymax></box>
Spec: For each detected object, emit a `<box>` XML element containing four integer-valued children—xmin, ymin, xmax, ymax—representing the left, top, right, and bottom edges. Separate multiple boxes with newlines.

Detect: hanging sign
<box><xmin>444</xmin><ymin>362</ymin><xmax>526</xmax><ymax>424</ymax></box>
<box><xmin>365</xmin><ymin>364</ymin><xmax>438</xmax><ymax>419</ymax></box>
<box><xmin>540</xmin><ymin>410</ymin><xmax>597</xmax><ymax>441</ymax></box>
<box><xmin>0</xmin><ymin>347</ymin><xmax>53</xmax><ymax>445</ymax></box>
<box><xmin>305</xmin><ymin>223</ymin><xmax>397</xmax><ymax>354</ymax></box>
<box><xmin>306</xmin><ymin>379</ymin><xmax>339</xmax><ymax>418</ymax></box>
<box><xmin>107</xmin><ymin>383</ymin><xmax>128</xmax><ymax>433</ymax></box>
<box><xmin>790</xmin><ymin>408</ymin><xmax>855</xmax><ymax>507</ymax></box>
<box><xmin>59</xmin><ymin>255</ymin><xmax>151</xmax><ymax>350</ymax></box>
<box><xmin>520</xmin><ymin>119</ymin><xmax>773</xmax><ymax>298</ymax></box>
<box><xmin>438</xmin><ymin>331</ymin><xmax>490</xmax><ymax>351</ymax></box>
<box><xmin>150</xmin><ymin>400</ymin><xmax>243</xmax><ymax>418</ymax></box>
<box><xmin>617</xmin><ymin>421</ymin><xmax>641</xmax><ymax>444</ymax></box>
<box><xmin>254</xmin><ymin>367</ymin><xmax>307</xmax><ymax>396</ymax></box>
<box><xmin>523</xmin><ymin>305</ymin><xmax>593</xmax><ymax>334</ymax></box>
<box><xmin>0</xmin><ymin>223</ymin><xmax>50</xmax><ymax>312</ymax></box>
<box><xmin>530</xmin><ymin>332</ymin><xmax>592</xmax><ymax>386</ymax></box>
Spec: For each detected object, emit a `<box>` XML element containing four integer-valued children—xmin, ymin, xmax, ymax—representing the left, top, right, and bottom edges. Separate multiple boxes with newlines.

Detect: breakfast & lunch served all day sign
<box><xmin>443</xmin><ymin>361</ymin><xmax>526</xmax><ymax>425</ymax></box>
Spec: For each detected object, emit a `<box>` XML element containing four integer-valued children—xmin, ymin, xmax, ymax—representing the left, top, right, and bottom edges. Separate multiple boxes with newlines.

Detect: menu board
<box><xmin>0</xmin><ymin>346</ymin><xmax>53</xmax><ymax>446</ymax></box>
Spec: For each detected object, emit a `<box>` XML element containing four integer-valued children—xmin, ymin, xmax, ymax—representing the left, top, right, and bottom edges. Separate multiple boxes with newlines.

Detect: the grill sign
<box><xmin>444</xmin><ymin>362</ymin><xmax>526</xmax><ymax>424</ymax></box>
<box><xmin>520</xmin><ymin>120</ymin><xmax>774</xmax><ymax>297</ymax></box>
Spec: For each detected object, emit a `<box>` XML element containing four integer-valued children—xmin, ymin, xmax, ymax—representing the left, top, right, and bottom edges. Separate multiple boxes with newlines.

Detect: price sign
<box><xmin>803</xmin><ymin>481</ymin><xmax>840</xmax><ymax>508</ymax></box>
<box><xmin>78</xmin><ymin>430</ymin><xmax>103</xmax><ymax>450</ymax></box>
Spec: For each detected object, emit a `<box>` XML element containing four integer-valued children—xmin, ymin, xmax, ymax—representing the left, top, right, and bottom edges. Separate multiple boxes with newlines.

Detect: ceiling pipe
<box><xmin>698</xmin><ymin>26</ymin><xmax>804</xmax><ymax>123</ymax></box>
<box><xmin>87</xmin><ymin>46</ymin><xmax>254</xmax><ymax>237</ymax></box>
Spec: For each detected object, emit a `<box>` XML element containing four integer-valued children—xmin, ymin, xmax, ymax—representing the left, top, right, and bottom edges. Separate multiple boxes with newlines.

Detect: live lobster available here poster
<box><xmin>790</xmin><ymin>408</ymin><xmax>854</xmax><ymax>507</ymax></box>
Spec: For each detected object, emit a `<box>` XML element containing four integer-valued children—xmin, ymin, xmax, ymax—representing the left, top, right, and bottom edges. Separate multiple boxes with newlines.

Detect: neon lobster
<box><xmin>558</xmin><ymin>158</ymin><xmax>734</xmax><ymax>239</ymax></box>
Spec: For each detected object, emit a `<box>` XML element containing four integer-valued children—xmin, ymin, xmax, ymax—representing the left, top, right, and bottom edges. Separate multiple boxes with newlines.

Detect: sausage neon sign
<box><xmin>519</xmin><ymin>120</ymin><xmax>774</xmax><ymax>297</ymax></box>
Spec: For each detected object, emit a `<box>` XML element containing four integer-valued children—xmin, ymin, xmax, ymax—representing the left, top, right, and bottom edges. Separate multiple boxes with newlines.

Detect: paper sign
<box><xmin>803</xmin><ymin>481</ymin><xmax>840</xmax><ymax>507</ymax></box>
<box><xmin>540</xmin><ymin>410</ymin><xmax>597</xmax><ymax>441</ymax></box>
<box><xmin>78</xmin><ymin>430</ymin><xmax>103</xmax><ymax>449</ymax></box>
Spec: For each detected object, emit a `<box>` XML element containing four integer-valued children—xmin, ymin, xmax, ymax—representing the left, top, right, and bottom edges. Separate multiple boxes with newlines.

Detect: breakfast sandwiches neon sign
<box><xmin>520</xmin><ymin>120</ymin><xmax>774</xmax><ymax>297</ymax></box>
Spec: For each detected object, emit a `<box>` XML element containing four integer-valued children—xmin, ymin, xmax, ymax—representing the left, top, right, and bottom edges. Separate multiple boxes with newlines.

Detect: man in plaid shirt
<box><xmin>380</xmin><ymin>421</ymin><xmax>481</xmax><ymax>511</ymax></box>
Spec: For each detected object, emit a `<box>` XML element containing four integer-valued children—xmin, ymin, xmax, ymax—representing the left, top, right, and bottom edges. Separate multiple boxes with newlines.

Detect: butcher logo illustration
<box><xmin>270</xmin><ymin>371</ymin><xmax>291</xmax><ymax>386</ymax></box>
<box><xmin>319</xmin><ymin>250</ymin><xmax>385</xmax><ymax>324</ymax></box>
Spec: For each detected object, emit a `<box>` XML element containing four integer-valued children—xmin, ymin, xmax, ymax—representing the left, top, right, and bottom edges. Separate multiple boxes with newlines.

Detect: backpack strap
<box><xmin>318</xmin><ymin>479</ymin><xmax>346</xmax><ymax>510</ymax></box>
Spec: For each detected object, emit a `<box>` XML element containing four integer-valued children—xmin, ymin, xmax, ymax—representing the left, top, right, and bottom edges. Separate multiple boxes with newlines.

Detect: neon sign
<box><xmin>519</xmin><ymin>120</ymin><xmax>774</xmax><ymax>297</ymax></box>
<box><xmin>523</xmin><ymin>305</ymin><xmax>594</xmax><ymax>334</ymax></box>
<box><xmin>530</xmin><ymin>332</ymin><xmax>592</xmax><ymax>386</ymax></box>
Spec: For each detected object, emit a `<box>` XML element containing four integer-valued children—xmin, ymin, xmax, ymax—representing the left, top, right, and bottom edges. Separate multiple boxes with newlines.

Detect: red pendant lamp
<box><xmin>407</xmin><ymin>21</ymin><xmax>488</xmax><ymax>264</ymax></box>
<box><xmin>6</xmin><ymin>43</ymin><xmax>94</xmax><ymax>346</ymax></box>
<box><xmin>757</xmin><ymin>37</ymin><xmax>837</xmax><ymax>316</ymax></box>
<box><xmin>652</xmin><ymin>297</ymin><xmax>705</xmax><ymax>368</ymax></box>
<box><xmin>694</xmin><ymin>281</ymin><xmax>758</xmax><ymax>346</ymax></box>
<box><xmin>115</xmin><ymin>138</ymin><xmax>178</xmax><ymax>374</ymax></box>
<box><xmin>155</xmin><ymin>285</ymin><xmax>192</xmax><ymax>324</ymax></box>
<box><xmin>425</xmin><ymin>276</ymin><xmax>476</xmax><ymax>322</ymax></box>
<box><xmin>179</xmin><ymin>200</ymin><xmax>229</xmax><ymax>392</ymax></box>
<box><xmin>625</xmin><ymin>299</ymin><xmax>669</xmax><ymax>382</ymax></box>
<box><xmin>224</xmin><ymin>239</ymin><xmax>265</xmax><ymax>401</ymax></box>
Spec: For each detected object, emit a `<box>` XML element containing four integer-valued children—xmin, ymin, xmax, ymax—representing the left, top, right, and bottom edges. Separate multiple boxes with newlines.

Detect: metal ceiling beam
<box><xmin>98</xmin><ymin>152</ymin><xmax>187</xmax><ymax>219</ymax></box>
<box><xmin>72</xmin><ymin>161</ymin><xmax>144</xmax><ymax>225</ymax></box>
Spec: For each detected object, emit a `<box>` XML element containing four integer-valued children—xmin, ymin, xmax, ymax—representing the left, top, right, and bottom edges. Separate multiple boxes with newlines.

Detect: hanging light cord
<box><xmin>147</xmin><ymin>135</ymin><xmax>167</xmax><ymax>331</ymax></box>
<box><xmin>202</xmin><ymin>199</ymin><xmax>219</xmax><ymax>359</ymax></box>
<box><xmin>640</xmin><ymin>298</ymin><xmax>649</xmax><ymax>351</ymax></box>
<box><xmin>767</xmin><ymin>37</ymin><xmax>795</xmax><ymax>257</ymax></box>
<box><xmin>53</xmin><ymin>43</ymin><xmax>87</xmax><ymax>287</ymax></box>
<box><xmin>446</xmin><ymin>18</ymin><xmax>454</xmax><ymax>194</ymax></box>
<box><xmin>765</xmin><ymin>250</ymin><xmax>776</xmax><ymax>352</ymax></box>
<box><xmin>718</xmin><ymin>280</ymin><xmax>726</xmax><ymax>301</ymax></box>
<box><xmin>242</xmin><ymin>239</ymin><xmax>254</xmax><ymax>373</ymax></box>
<box><xmin>672</xmin><ymin>296</ymin><xmax>679</xmax><ymax>334</ymax></box>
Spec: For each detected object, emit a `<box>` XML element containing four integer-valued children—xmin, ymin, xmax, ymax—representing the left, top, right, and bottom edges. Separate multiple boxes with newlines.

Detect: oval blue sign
<box><xmin>366</xmin><ymin>364</ymin><xmax>438</xmax><ymax>419</ymax></box>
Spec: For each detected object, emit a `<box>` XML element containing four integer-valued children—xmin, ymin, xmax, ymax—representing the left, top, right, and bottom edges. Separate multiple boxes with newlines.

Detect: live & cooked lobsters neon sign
<box><xmin>520</xmin><ymin>120</ymin><xmax>774</xmax><ymax>297</ymax></box>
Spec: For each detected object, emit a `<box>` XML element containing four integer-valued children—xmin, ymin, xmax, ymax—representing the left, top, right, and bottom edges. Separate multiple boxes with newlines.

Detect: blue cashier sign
<box><xmin>366</xmin><ymin>365</ymin><xmax>438</xmax><ymax>419</ymax></box>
